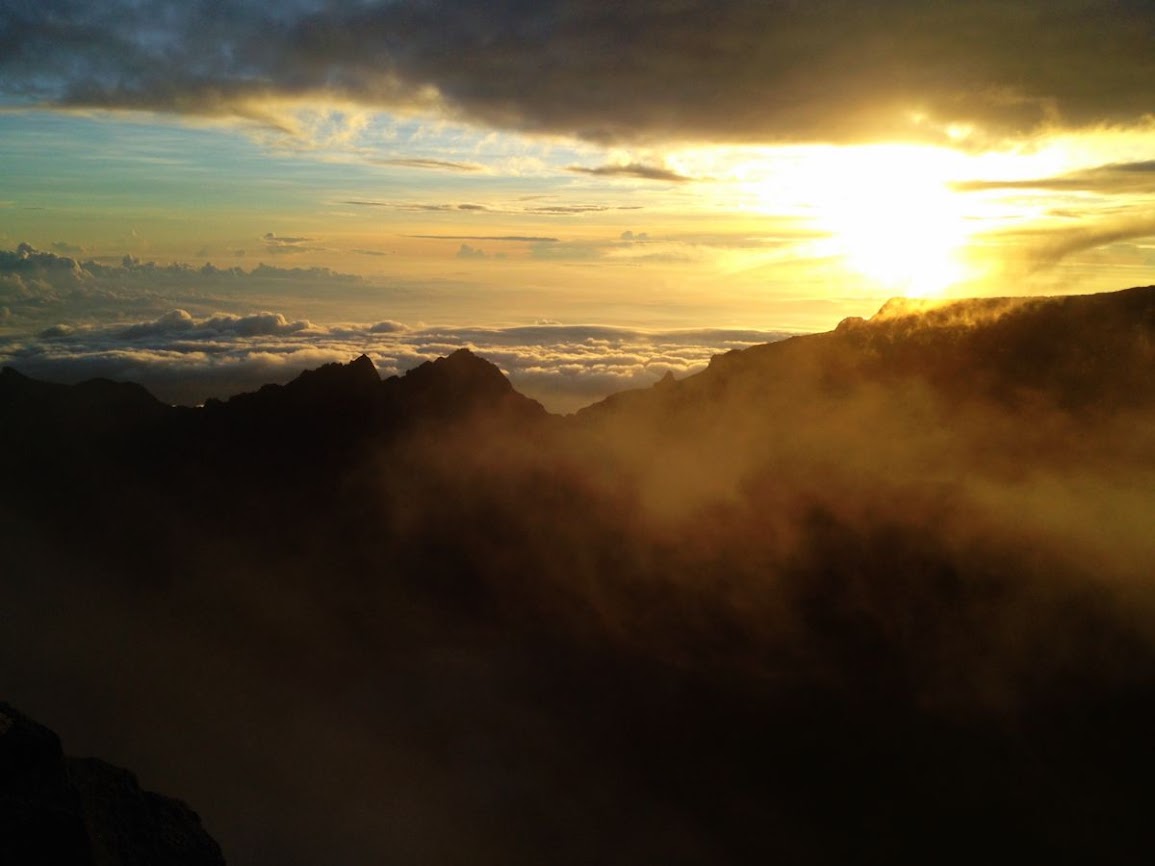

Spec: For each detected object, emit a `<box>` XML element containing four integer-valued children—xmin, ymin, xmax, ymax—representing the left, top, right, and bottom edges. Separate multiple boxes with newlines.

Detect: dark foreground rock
<box><xmin>0</xmin><ymin>703</ymin><xmax>225</xmax><ymax>866</ymax></box>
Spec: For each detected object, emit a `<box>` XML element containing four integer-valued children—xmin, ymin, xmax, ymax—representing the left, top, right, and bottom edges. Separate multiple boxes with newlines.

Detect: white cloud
<box><xmin>1</xmin><ymin>310</ymin><xmax>796</xmax><ymax>413</ymax></box>
<box><xmin>0</xmin><ymin>244</ymin><xmax>803</xmax><ymax>411</ymax></box>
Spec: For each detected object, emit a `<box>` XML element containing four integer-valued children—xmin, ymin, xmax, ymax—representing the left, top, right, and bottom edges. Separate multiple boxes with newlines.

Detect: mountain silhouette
<box><xmin>4</xmin><ymin>286</ymin><xmax>1155</xmax><ymax>865</ymax></box>
<box><xmin>580</xmin><ymin>283</ymin><xmax>1155</xmax><ymax>421</ymax></box>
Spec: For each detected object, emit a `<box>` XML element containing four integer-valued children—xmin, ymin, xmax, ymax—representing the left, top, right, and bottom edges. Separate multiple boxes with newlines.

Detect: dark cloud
<box><xmin>1024</xmin><ymin>217</ymin><xmax>1155</xmax><ymax>271</ymax></box>
<box><xmin>344</xmin><ymin>200</ymin><xmax>454</xmax><ymax>211</ymax></box>
<box><xmin>0</xmin><ymin>243</ymin><xmax>361</xmax><ymax>328</ymax></box>
<box><xmin>7</xmin><ymin>1</ymin><xmax>1153</xmax><ymax>144</ymax></box>
<box><xmin>527</xmin><ymin>205</ymin><xmax>643</xmax><ymax>214</ymax></box>
<box><xmin>0</xmin><ymin>245</ymin><xmax>359</xmax><ymax>287</ymax></box>
<box><xmin>954</xmin><ymin>160</ymin><xmax>1155</xmax><ymax>194</ymax></box>
<box><xmin>374</xmin><ymin>157</ymin><xmax>485</xmax><ymax>171</ymax></box>
<box><xmin>408</xmin><ymin>235</ymin><xmax>559</xmax><ymax>242</ymax></box>
<box><xmin>569</xmin><ymin>163</ymin><xmax>692</xmax><ymax>182</ymax></box>
<box><xmin>262</xmin><ymin>232</ymin><xmax>324</xmax><ymax>254</ymax></box>
<box><xmin>1</xmin><ymin>242</ymin><xmax>86</xmax><ymax>279</ymax></box>
<box><xmin>345</xmin><ymin>197</ymin><xmax>641</xmax><ymax>216</ymax></box>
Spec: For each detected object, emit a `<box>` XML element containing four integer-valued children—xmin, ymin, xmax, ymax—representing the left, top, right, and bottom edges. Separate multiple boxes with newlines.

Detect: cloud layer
<box><xmin>0</xmin><ymin>247</ymin><xmax>794</xmax><ymax>411</ymax></box>
<box><xmin>0</xmin><ymin>242</ymin><xmax>363</xmax><ymax>327</ymax></box>
<box><xmin>569</xmin><ymin>163</ymin><xmax>692</xmax><ymax>182</ymax></box>
<box><xmin>4</xmin><ymin>1</ymin><xmax>1155</xmax><ymax>144</ymax></box>
<box><xmin>3</xmin><ymin>307</ymin><xmax>791</xmax><ymax>412</ymax></box>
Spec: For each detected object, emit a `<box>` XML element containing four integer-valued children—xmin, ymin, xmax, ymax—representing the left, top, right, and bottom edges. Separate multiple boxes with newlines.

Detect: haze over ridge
<box><xmin>5</xmin><ymin>280</ymin><xmax>1155</xmax><ymax>864</ymax></box>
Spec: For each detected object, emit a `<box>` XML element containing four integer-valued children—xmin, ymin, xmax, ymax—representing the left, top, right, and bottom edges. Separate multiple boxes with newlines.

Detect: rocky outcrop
<box><xmin>0</xmin><ymin>703</ymin><xmax>92</xmax><ymax>866</ymax></box>
<box><xmin>0</xmin><ymin>703</ymin><xmax>225</xmax><ymax>866</ymax></box>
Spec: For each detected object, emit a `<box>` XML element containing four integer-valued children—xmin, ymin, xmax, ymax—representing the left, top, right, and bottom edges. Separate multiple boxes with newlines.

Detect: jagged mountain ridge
<box><xmin>204</xmin><ymin>346</ymin><xmax>545</xmax><ymax>424</ymax></box>
<box><xmin>5</xmin><ymin>284</ymin><xmax>1154</xmax><ymax>439</ymax></box>
<box><xmin>1</xmin><ymin>346</ymin><xmax>544</xmax><ymax>438</ymax></box>
<box><xmin>0</xmin><ymin>347</ymin><xmax>549</xmax><ymax>507</ymax></box>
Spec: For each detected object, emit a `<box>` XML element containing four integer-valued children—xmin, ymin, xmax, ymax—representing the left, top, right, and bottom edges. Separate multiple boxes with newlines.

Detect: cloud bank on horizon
<box><xmin>0</xmin><ymin>244</ymin><xmax>791</xmax><ymax>412</ymax></box>
<box><xmin>3</xmin><ymin>0</ymin><xmax>1155</xmax><ymax>145</ymax></box>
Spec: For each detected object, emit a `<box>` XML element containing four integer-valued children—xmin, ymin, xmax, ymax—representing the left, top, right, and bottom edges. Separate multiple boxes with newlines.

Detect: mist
<box><xmin>4</xmin><ymin>287</ymin><xmax>1155</xmax><ymax>863</ymax></box>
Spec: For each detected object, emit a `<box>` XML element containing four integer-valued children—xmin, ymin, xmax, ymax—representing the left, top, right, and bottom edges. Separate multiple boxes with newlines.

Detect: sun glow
<box><xmin>745</xmin><ymin>145</ymin><xmax>981</xmax><ymax>298</ymax></box>
<box><xmin>813</xmin><ymin>147</ymin><xmax>974</xmax><ymax>297</ymax></box>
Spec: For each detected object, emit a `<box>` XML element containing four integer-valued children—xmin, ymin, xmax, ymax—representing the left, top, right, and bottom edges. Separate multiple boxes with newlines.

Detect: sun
<box><xmin>814</xmin><ymin>146</ymin><xmax>976</xmax><ymax>298</ymax></box>
<box><xmin>743</xmin><ymin>144</ymin><xmax>979</xmax><ymax>298</ymax></box>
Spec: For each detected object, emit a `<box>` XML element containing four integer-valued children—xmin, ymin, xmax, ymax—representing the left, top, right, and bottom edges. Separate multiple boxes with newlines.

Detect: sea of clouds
<box><xmin>0</xmin><ymin>245</ymin><xmax>793</xmax><ymax>412</ymax></box>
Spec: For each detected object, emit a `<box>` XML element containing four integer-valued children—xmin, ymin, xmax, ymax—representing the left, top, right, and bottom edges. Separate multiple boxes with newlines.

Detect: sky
<box><xmin>2</xmin><ymin>0</ymin><xmax>1155</xmax><ymax>411</ymax></box>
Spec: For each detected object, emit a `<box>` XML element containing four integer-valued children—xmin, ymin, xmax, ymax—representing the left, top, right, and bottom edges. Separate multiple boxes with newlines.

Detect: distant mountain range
<box><xmin>4</xmin><ymin>286</ymin><xmax>1155</xmax><ymax>865</ymax></box>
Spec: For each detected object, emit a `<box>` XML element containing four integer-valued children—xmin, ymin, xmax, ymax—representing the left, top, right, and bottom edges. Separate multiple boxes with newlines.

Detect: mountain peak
<box><xmin>404</xmin><ymin>348</ymin><xmax>511</xmax><ymax>391</ymax></box>
<box><xmin>446</xmin><ymin>347</ymin><xmax>480</xmax><ymax>361</ymax></box>
<box><xmin>287</xmin><ymin>353</ymin><xmax>380</xmax><ymax>393</ymax></box>
<box><xmin>435</xmin><ymin>347</ymin><xmax>498</xmax><ymax>376</ymax></box>
<box><xmin>349</xmin><ymin>352</ymin><xmax>378</xmax><ymax>377</ymax></box>
<box><xmin>394</xmin><ymin>348</ymin><xmax>545</xmax><ymax>421</ymax></box>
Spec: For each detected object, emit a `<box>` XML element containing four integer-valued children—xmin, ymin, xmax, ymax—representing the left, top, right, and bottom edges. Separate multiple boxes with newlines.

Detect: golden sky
<box><xmin>2</xmin><ymin>1</ymin><xmax>1154</xmax><ymax>409</ymax></box>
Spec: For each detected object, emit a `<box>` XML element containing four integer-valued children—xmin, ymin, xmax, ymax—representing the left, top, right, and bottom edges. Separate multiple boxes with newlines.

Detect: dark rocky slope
<box><xmin>0</xmin><ymin>703</ymin><xmax>225</xmax><ymax>866</ymax></box>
